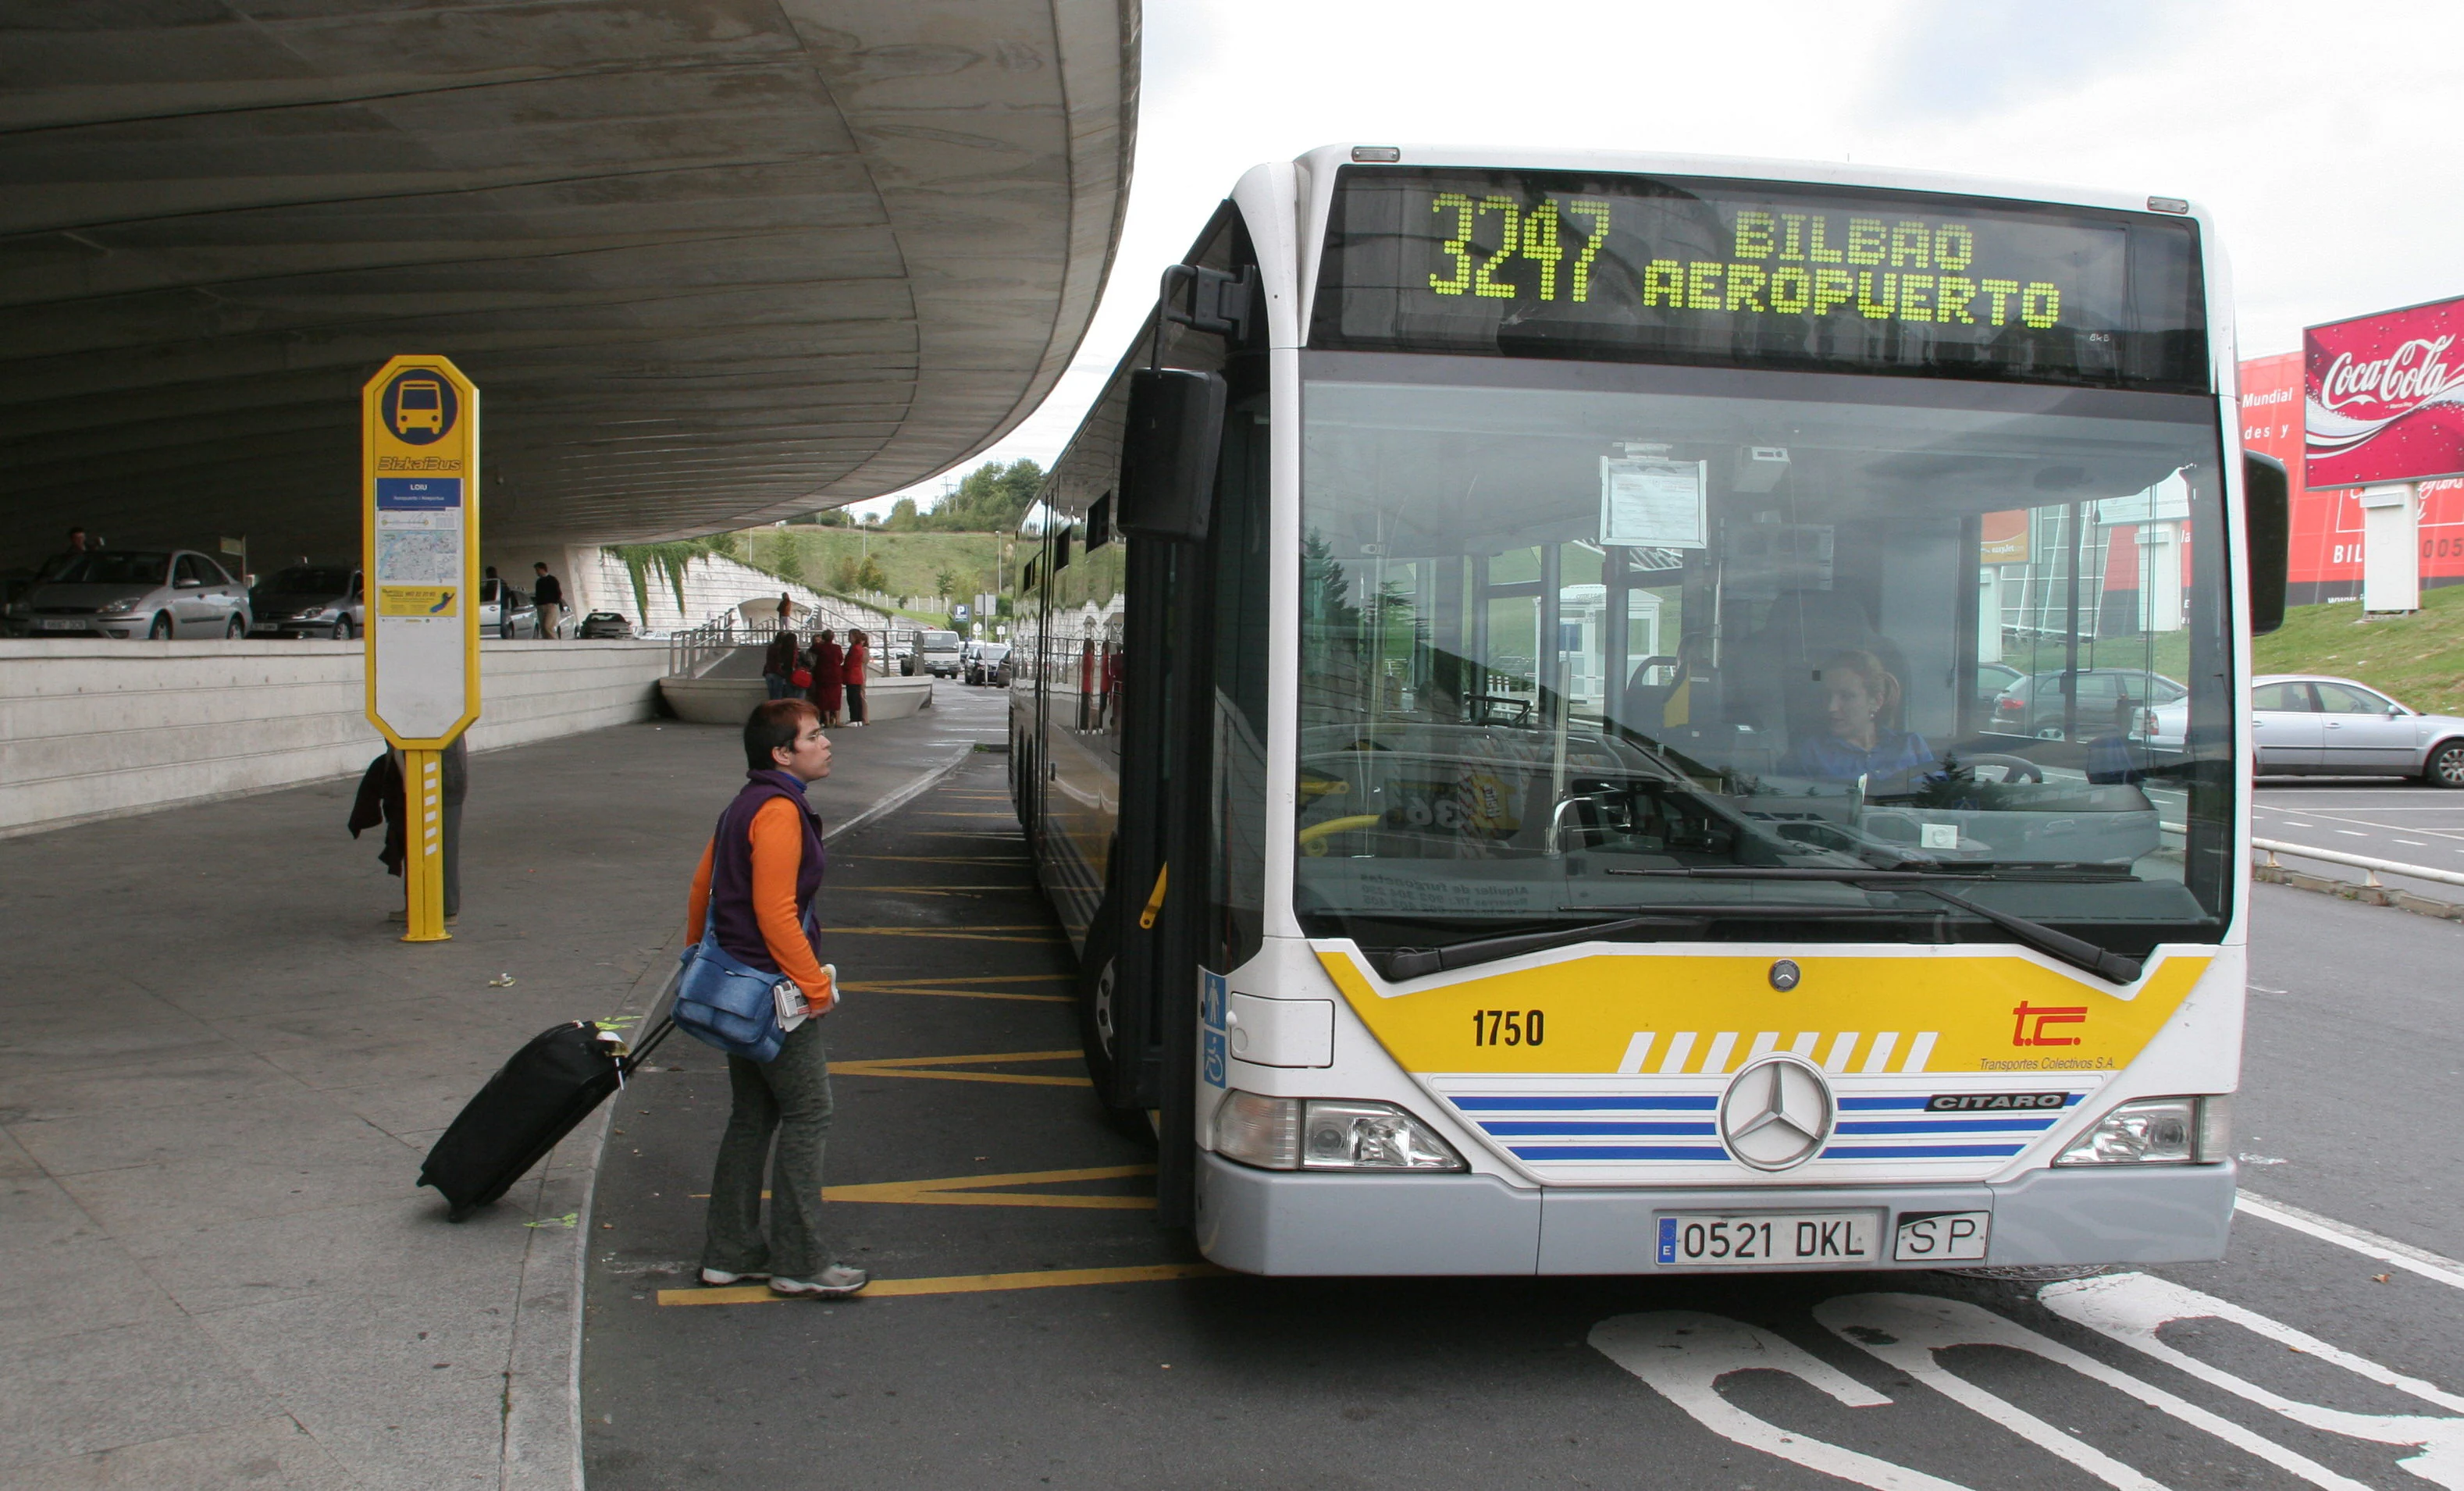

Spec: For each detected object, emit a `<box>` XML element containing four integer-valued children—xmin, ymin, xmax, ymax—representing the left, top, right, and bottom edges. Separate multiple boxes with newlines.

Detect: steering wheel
<box><xmin>1960</xmin><ymin>753</ymin><xmax>2045</xmax><ymax>784</ymax></box>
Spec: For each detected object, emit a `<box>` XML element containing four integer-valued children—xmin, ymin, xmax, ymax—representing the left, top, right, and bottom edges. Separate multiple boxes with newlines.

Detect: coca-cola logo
<box><xmin>2316</xmin><ymin>336</ymin><xmax>2464</xmax><ymax>417</ymax></box>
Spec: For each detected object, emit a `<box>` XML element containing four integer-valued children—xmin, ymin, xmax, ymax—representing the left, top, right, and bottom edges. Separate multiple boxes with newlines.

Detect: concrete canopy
<box><xmin>0</xmin><ymin>0</ymin><xmax>1137</xmax><ymax>572</ymax></box>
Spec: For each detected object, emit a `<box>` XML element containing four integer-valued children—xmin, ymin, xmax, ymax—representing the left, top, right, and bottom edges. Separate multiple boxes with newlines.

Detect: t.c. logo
<box><xmin>2012</xmin><ymin>1002</ymin><xmax>2087</xmax><ymax>1047</ymax></box>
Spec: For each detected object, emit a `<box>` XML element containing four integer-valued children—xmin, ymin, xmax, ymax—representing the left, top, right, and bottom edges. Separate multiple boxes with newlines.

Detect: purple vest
<box><xmin>707</xmin><ymin>770</ymin><xmax>825</xmax><ymax>974</ymax></box>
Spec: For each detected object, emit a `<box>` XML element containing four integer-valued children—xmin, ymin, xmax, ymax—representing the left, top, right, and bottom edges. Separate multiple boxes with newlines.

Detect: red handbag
<box><xmin>789</xmin><ymin>667</ymin><xmax>813</xmax><ymax>689</ymax></box>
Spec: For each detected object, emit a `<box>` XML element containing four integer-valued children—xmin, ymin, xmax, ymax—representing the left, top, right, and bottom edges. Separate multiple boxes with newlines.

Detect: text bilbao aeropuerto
<box><xmin>1311</xmin><ymin>168</ymin><xmax>2210</xmax><ymax>393</ymax></box>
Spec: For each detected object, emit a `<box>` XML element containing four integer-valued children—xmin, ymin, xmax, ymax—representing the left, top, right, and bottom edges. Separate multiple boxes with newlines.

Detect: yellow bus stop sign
<box><xmin>361</xmin><ymin>355</ymin><xmax>479</xmax><ymax>941</ymax></box>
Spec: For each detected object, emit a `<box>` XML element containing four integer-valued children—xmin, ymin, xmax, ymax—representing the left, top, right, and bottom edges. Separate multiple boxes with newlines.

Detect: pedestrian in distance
<box><xmin>776</xmin><ymin>592</ymin><xmax>794</xmax><ymax>629</ymax></box>
<box><xmin>762</xmin><ymin>625</ymin><xmax>800</xmax><ymax>701</ymax></box>
<box><xmin>807</xmin><ymin>628</ymin><xmax>845</xmax><ymax>726</ymax></box>
<box><xmin>532</xmin><ymin>561</ymin><xmax>564</xmax><ymax>639</ymax></box>
<box><xmin>685</xmin><ymin>699</ymin><xmax>866</xmax><ymax>1299</ymax></box>
<box><xmin>842</xmin><ymin>628</ymin><xmax>869</xmax><ymax>726</ymax></box>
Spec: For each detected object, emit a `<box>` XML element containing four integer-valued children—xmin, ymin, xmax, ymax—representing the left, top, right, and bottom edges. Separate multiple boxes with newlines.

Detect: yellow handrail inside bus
<box><xmin>1298</xmin><ymin>814</ymin><xmax>1383</xmax><ymax>856</ymax></box>
<box><xmin>1138</xmin><ymin>865</ymin><xmax>1168</xmax><ymax>929</ymax></box>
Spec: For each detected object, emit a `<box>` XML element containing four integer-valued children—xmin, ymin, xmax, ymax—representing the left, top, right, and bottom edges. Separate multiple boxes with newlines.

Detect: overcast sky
<box><xmin>852</xmin><ymin>0</ymin><xmax>2464</xmax><ymax>517</ymax></box>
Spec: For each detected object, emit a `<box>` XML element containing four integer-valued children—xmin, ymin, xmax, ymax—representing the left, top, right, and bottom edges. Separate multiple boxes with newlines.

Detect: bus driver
<box><xmin>1778</xmin><ymin>649</ymin><xmax>1935</xmax><ymax>782</ymax></box>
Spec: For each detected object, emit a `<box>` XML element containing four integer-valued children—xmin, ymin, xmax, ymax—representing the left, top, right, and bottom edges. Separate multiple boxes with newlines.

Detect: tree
<box><xmin>885</xmin><ymin>496</ymin><xmax>921</xmax><ymax>532</ymax></box>
<box><xmin>856</xmin><ymin>554</ymin><xmax>888</xmax><ymax>593</ymax></box>
<box><xmin>831</xmin><ymin>553</ymin><xmax>860</xmax><ymax>592</ymax></box>
<box><xmin>915</xmin><ymin>458</ymin><xmax>1045</xmax><ymax>532</ymax></box>
<box><xmin>933</xmin><ymin>568</ymin><xmax>956</xmax><ymax>607</ymax></box>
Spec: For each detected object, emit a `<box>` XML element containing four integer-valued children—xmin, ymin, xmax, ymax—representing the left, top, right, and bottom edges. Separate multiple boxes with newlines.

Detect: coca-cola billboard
<box><xmin>2306</xmin><ymin>294</ymin><xmax>2464</xmax><ymax>488</ymax></box>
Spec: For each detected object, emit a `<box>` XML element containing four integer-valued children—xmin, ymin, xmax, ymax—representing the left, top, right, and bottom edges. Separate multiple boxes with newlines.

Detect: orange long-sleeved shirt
<box><xmin>686</xmin><ymin>796</ymin><xmax>835</xmax><ymax>1012</ymax></box>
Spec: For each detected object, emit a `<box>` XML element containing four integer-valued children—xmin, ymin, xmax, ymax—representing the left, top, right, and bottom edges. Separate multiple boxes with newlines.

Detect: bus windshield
<box><xmin>1295</xmin><ymin>353</ymin><xmax>2233</xmax><ymax>959</ymax></box>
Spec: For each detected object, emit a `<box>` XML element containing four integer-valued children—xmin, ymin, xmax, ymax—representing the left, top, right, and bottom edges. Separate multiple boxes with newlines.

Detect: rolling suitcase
<box><xmin>418</xmin><ymin>1011</ymin><xmax>675</xmax><ymax>1222</ymax></box>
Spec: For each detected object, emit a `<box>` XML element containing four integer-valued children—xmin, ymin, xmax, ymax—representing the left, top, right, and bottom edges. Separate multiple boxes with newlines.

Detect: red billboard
<box><xmin>2305</xmin><ymin>293</ymin><xmax>2464</xmax><ymax>488</ymax></box>
<box><xmin>2246</xmin><ymin>348</ymin><xmax>2464</xmax><ymax>603</ymax></box>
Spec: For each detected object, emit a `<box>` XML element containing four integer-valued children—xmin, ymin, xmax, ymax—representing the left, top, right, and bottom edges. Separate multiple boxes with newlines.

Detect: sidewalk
<box><xmin>0</xmin><ymin>689</ymin><xmax>1002</xmax><ymax>1489</ymax></box>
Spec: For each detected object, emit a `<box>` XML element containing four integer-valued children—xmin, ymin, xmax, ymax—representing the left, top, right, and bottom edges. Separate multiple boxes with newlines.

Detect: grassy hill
<box><xmin>725</xmin><ymin>528</ymin><xmax>1022</xmax><ymax>610</ymax></box>
<box><xmin>2254</xmin><ymin>583</ymin><xmax>2464</xmax><ymax>715</ymax></box>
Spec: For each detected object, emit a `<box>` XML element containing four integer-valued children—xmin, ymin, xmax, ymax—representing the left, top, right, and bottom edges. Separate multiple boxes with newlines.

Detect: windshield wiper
<box><xmin>1604</xmin><ymin>867</ymin><xmax>2143</xmax><ymax>985</ymax></box>
<box><xmin>1379</xmin><ymin>916</ymin><xmax>1705</xmax><ymax>982</ymax></box>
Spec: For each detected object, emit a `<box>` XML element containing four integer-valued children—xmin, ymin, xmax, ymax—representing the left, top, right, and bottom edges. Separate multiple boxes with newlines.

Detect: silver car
<box><xmin>9</xmin><ymin>549</ymin><xmax>251</xmax><ymax>639</ymax></box>
<box><xmin>248</xmin><ymin>564</ymin><xmax>363</xmax><ymax>639</ymax></box>
<box><xmin>2143</xmin><ymin>674</ymin><xmax>2464</xmax><ymax>786</ymax></box>
<box><xmin>477</xmin><ymin>578</ymin><xmax>538</xmax><ymax>639</ymax></box>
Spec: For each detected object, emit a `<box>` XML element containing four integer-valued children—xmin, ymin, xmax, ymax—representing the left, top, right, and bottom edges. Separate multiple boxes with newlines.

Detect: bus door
<box><xmin>1090</xmin><ymin>368</ymin><xmax>1226</xmax><ymax>1226</ymax></box>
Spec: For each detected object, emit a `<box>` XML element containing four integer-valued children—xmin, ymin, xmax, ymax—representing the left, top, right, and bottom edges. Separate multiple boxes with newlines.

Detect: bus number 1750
<box><xmin>1471</xmin><ymin>1009</ymin><xmax>1544</xmax><ymax>1047</ymax></box>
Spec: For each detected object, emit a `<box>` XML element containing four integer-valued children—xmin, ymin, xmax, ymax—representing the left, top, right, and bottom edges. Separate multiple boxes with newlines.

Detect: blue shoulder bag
<box><xmin>673</xmin><ymin>913</ymin><xmax>811</xmax><ymax>1063</ymax></box>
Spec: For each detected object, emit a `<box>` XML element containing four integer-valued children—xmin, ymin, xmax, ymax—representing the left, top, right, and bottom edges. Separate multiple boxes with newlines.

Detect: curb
<box><xmin>2255</xmin><ymin>863</ymin><xmax>2464</xmax><ymax>922</ymax></box>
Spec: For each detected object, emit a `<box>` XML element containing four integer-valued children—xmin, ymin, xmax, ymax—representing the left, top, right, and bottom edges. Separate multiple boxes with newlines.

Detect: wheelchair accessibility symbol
<box><xmin>379</xmin><ymin>369</ymin><xmax>459</xmax><ymax>446</ymax></box>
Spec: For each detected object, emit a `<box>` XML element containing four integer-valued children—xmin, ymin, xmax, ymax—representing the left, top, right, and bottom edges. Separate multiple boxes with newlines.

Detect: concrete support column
<box><xmin>2357</xmin><ymin>483</ymin><xmax>2419</xmax><ymax>614</ymax></box>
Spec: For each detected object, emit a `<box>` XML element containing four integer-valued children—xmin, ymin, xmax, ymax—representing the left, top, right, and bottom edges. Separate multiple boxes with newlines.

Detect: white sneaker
<box><xmin>769</xmin><ymin>1264</ymin><xmax>868</xmax><ymax>1298</ymax></box>
<box><xmin>699</xmin><ymin>1267</ymin><xmax>769</xmax><ymax>1286</ymax></box>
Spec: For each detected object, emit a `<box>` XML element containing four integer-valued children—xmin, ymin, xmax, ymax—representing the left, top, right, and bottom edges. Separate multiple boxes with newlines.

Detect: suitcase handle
<box><xmin>617</xmin><ymin>958</ymin><xmax>686</xmax><ymax>1073</ymax></box>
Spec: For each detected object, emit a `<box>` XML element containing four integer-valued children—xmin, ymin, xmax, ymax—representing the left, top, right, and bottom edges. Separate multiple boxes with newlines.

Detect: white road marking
<box><xmin>2237</xmin><ymin>1191</ymin><xmax>2464</xmax><ymax>1291</ymax></box>
<box><xmin>2336</xmin><ymin>830</ymin><xmax>2370</xmax><ymax>837</ymax></box>
<box><xmin>2401</xmin><ymin>839</ymin><xmax>2431</xmax><ymax>847</ymax></box>
<box><xmin>1589</xmin><ymin>1311</ymin><xmax>1975</xmax><ymax>1491</ymax></box>
<box><xmin>1818</xmin><ymin>1293</ymin><xmax>2373</xmax><ymax>1491</ymax></box>
<box><xmin>2041</xmin><ymin>1272</ymin><xmax>2464</xmax><ymax>1487</ymax></box>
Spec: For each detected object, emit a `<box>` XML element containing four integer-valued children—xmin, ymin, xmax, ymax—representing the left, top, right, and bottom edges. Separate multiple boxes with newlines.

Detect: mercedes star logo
<box><xmin>1718</xmin><ymin>1053</ymin><xmax>1836</xmax><ymax>1171</ymax></box>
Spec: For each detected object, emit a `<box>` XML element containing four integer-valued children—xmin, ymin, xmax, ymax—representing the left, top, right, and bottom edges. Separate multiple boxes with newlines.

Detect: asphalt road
<box><xmin>2250</xmin><ymin>778</ymin><xmax>2464</xmax><ymax>902</ymax></box>
<box><xmin>582</xmin><ymin>696</ymin><xmax>2464</xmax><ymax>1490</ymax></box>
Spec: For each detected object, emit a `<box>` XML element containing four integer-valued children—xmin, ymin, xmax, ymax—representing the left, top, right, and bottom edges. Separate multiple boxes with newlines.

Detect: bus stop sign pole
<box><xmin>361</xmin><ymin>355</ymin><xmax>481</xmax><ymax>943</ymax></box>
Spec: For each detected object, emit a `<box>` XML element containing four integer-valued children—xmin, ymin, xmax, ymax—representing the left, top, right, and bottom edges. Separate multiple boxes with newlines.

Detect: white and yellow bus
<box><xmin>1009</xmin><ymin>145</ymin><xmax>2288</xmax><ymax>1275</ymax></box>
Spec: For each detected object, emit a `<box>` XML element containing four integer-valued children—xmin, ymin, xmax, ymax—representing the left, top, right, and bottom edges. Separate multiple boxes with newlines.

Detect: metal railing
<box><xmin>2160</xmin><ymin>821</ymin><xmax>2464</xmax><ymax>893</ymax></box>
<box><xmin>665</xmin><ymin>604</ymin><xmax>923</xmax><ymax>680</ymax></box>
<box><xmin>2251</xmin><ymin>835</ymin><xmax>2464</xmax><ymax>891</ymax></box>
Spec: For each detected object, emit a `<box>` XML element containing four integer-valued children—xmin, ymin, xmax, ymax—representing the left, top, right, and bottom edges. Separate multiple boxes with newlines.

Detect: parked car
<box><xmin>7</xmin><ymin>549</ymin><xmax>251</xmax><ymax>639</ymax></box>
<box><xmin>1971</xmin><ymin>660</ymin><xmax>2025</xmax><ymax>718</ymax></box>
<box><xmin>964</xmin><ymin>642</ymin><xmax>1012</xmax><ymax>686</ymax></box>
<box><xmin>2139</xmin><ymin>674</ymin><xmax>2464</xmax><ymax>786</ymax></box>
<box><xmin>477</xmin><ymin>578</ymin><xmax>537</xmax><ymax>639</ymax></box>
<box><xmin>1985</xmin><ymin>667</ymin><xmax>2187</xmax><ymax>741</ymax></box>
<box><xmin>576</xmin><ymin>610</ymin><xmax>633</xmax><ymax>639</ymax></box>
<box><xmin>248</xmin><ymin>564</ymin><xmax>363</xmax><ymax>639</ymax></box>
<box><xmin>903</xmin><ymin>628</ymin><xmax>963</xmax><ymax>678</ymax></box>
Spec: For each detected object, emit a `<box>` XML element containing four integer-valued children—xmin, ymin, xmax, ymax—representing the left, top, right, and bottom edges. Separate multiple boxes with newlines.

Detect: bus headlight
<box><xmin>1212</xmin><ymin>1091</ymin><xmax>1465</xmax><ymax>1173</ymax></box>
<box><xmin>2054</xmin><ymin>1095</ymin><xmax>2230</xmax><ymax>1165</ymax></box>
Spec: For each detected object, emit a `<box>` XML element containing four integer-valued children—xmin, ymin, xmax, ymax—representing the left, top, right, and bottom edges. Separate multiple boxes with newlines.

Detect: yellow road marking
<box><xmin>658</xmin><ymin>1262</ymin><xmax>1223</xmax><ymax>1307</ymax></box>
<box><xmin>846</xmin><ymin>855</ymin><xmax>1023</xmax><ymax>863</ymax></box>
<box><xmin>849</xmin><ymin>973</ymin><xmax>1071</xmax><ymax>986</ymax></box>
<box><xmin>839</xmin><ymin>984</ymin><xmax>1071</xmax><ymax>1003</ymax></box>
<box><xmin>828</xmin><ymin>1163</ymin><xmax>1156</xmax><ymax>1209</ymax></box>
<box><xmin>835</xmin><ymin>1049</ymin><xmax>1089</xmax><ymax>1086</ymax></box>
<box><xmin>692</xmin><ymin>1164</ymin><xmax>1155</xmax><ymax>1208</ymax></box>
<box><xmin>839</xmin><ymin>974</ymin><xmax>1070</xmax><ymax>1002</ymax></box>
<box><xmin>830</xmin><ymin>925</ymin><xmax>1055</xmax><ymax>944</ymax></box>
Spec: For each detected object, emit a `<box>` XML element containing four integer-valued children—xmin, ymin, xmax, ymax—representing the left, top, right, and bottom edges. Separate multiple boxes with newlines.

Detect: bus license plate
<box><xmin>1656</xmin><ymin>1212</ymin><xmax>1876</xmax><ymax>1266</ymax></box>
<box><xmin>1893</xmin><ymin>1210</ymin><xmax>1991</xmax><ymax>1261</ymax></box>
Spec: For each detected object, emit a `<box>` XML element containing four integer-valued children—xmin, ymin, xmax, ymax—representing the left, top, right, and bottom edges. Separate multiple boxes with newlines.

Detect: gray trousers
<box><xmin>701</xmin><ymin>1019</ymin><xmax>833</xmax><ymax>1280</ymax></box>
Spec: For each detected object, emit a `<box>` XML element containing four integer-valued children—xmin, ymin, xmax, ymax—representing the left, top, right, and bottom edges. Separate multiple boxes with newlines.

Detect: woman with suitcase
<box><xmin>680</xmin><ymin>698</ymin><xmax>867</xmax><ymax>1298</ymax></box>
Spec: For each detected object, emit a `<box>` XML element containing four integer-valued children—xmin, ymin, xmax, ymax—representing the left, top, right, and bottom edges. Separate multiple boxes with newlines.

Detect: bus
<box><xmin>1007</xmin><ymin>144</ymin><xmax>2288</xmax><ymax>1276</ymax></box>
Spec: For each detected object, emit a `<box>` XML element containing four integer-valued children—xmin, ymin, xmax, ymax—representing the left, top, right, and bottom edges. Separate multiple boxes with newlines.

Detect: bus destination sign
<box><xmin>1311</xmin><ymin>168</ymin><xmax>2209</xmax><ymax>393</ymax></box>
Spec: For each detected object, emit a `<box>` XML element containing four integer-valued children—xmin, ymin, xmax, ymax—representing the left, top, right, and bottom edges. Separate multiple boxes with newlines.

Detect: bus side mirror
<box><xmin>2243</xmin><ymin>450</ymin><xmax>2289</xmax><ymax>635</ymax></box>
<box><xmin>1118</xmin><ymin>368</ymin><xmax>1225</xmax><ymax>543</ymax></box>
